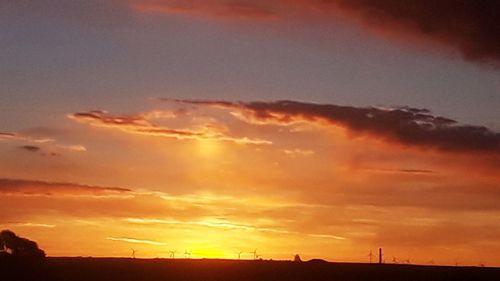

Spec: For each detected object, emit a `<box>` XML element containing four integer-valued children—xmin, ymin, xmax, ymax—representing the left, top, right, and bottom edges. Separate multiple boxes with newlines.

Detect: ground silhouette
<box><xmin>1</xmin><ymin>231</ymin><xmax>499</xmax><ymax>281</ymax></box>
<box><xmin>44</xmin><ymin>258</ymin><xmax>500</xmax><ymax>281</ymax></box>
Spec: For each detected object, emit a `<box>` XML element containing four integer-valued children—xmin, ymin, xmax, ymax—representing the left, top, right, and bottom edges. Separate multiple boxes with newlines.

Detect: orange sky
<box><xmin>1</xmin><ymin>99</ymin><xmax>499</xmax><ymax>266</ymax></box>
<box><xmin>1</xmin><ymin>0</ymin><xmax>499</xmax><ymax>268</ymax></box>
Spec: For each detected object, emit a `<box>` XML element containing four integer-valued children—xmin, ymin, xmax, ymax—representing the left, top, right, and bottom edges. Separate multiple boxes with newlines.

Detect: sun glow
<box><xmin>196</xmin><ymin>139</ymin><xmax>221</xmax><ymax>157</ymax></box>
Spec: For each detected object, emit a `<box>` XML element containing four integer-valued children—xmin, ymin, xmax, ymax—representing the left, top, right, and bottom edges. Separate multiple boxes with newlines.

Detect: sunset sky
<box><xmin>1</xmin><ymin>0</ymin><xmax>500</xmax><ymax>266</ymax></box>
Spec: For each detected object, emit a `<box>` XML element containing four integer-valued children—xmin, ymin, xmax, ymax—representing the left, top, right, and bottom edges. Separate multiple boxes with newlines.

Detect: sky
<box><xmin>1</xmin><ymin>0</ymin><xmax>500</xmax><ymax>266</ymax></box>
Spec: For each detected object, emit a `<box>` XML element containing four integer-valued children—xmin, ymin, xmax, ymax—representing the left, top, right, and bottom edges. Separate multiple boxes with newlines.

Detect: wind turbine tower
<box><xmin>251</xmin><ymin>249</ymin><xmax>258</xmax><ymax>260</ymax></box>
<box><xmin>169</xmin><ymin>250</ymin><xmax>177</xmax><ymax>259</ymax></box>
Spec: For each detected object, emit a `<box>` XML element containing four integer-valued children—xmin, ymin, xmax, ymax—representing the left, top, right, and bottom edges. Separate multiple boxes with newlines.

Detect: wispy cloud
<box><xmin>56</xmin><ymin>144</ymin><xmax>87</xmax><ymax>152</ymax></box>
<box><xmin>132</xmin><ymin>0</ymin><xmax>279</xmax><ymax>21</ymax></box>
<box><xmin>18</xmin><ymin>145</ymin><xmax>41</xmax><ymax>152</ymax></box>
<box><xmin>6</xmin><ymin>222</ymin><xmax>56</xmax><ymax>228</ymax></box>
<box><xmin>0</xmin><ymin>132</ymin><xmax>18</xmax><ymax>140</ymax></box>
<box><xmin>124</xmin><ymin>217</ymin><xmax>347</xmax><ymax>240</ymax></box>
<box><xmin>1</xmin><ymin>131</ymin><xmax>85</xmax><ymax>155</ymax></box>
<box><xmin>106</xmin><ymin>236</ymin><xmax>165</xmax><ymax>246</ymax></box>
<box><xmin>0</xmin><ymin>131</ymin><xmax>54</xmax><ymax>143</ymax></box>
<box><xmin>363</xmin><ymin>168</ymin><xmax>435</xmax><ymax>175</ymax></box>
<box><xmin>69</xmin><ymin>110</ymin><xmax>271</xmax><ymax>145</ymax></box>
<box><xmin>0</xmin><ymin>178</ymin><xmax>131</xmax><ymax>197</ymax></box>
<box><xmin>283</xmin><ymin>148</ymin><xmax>315</xmax><ymax>157</ymax></box>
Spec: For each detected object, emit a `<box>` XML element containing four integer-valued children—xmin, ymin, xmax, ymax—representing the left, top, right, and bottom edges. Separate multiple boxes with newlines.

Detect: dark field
<box><xmin>3</xmin><ymin>257</ymin><xmax>500</xmax><ymax>281</ymax></box>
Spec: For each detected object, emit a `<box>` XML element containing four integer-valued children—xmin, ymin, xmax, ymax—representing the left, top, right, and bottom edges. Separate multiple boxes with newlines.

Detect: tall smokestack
<box><xmin>379</xmin><ymin>248</ymin><xmax>383</xmax><ymax>264</ymax></box>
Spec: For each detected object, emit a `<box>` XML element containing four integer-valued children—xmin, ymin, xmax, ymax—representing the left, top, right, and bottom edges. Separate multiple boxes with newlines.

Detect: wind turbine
<box><xmin>250</xmin><ymin>249</ymin><xmax>259</xmax><ymax>260</ymax></box>
<box><xmin>368</xmin><ymin>250</ymin><xmax>373</xmax><ymax>263</ymax></box>
<box><xmin>169</xmin><ymin>250</ymin><xmax>177</xmax><ymax>259</ymax></box>
<box><xmin>131</xmin><ymin>248</ymin><xmax>137</xmax><ymax>259</ymax></box>
<box><xmin>237</xmin><ymin>251</ymin><xmax>243</xmax><ymax>260</ymax></box>
<box><xmin>184</xmin><ymin>250</ymin><xmax>191</xmax><ymax>259</ymax></box>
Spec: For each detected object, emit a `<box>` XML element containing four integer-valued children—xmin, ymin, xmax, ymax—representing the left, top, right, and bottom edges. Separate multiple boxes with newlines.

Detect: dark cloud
<box><xmin>18</xmin><ymin>145</ymin><xmax>40</xmax><ymax>152</ymax></box>
<box><xmin>0</xmin><ymin>178</ymin><xmax>131</xmax><ymax>196</ymax></box>
<box><xmin>71</xmin><ymin>110</ymin><xmax>149</xmax><ymax>127</ymax></box>
<box><xmin>364</xmin><ymin>168</ymin><xmax>434</xmax><ymax>175</ymax></box>
<box><xmin>319</xmin><ymin>0</ymin><xmax>500</xmax><ymax>64</ymax></box>
<box><xmin>172</xmin><ymin>99</ymin><xmax>500</xmax><ymax>154</ymax></box>
<box><xmin>134</xmin><ymin>0</ymin><xmax>500</xmax><ymax>65</ymax></box>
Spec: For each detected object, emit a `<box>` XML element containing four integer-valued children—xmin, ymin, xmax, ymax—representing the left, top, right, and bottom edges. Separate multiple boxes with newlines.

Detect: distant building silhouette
<box><xmin>294</xmin><ymin>254</ymin><xmax>302</xmax><ymax>262</ymax></box>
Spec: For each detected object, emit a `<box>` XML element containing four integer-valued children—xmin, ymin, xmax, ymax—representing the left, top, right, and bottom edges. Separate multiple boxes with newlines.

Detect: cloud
<box><xmin>0</xmin><ymin>131</ymin><xmax>53</xmax><ymax>143</ymax></box>
<box><xmin>69</xmin><ymin>110</ymin><xmax>271</xmax><ymax>145</ymax></box>
<box><xmin>0</xmin><ymin>132</ymin><xmax>17</xmax><ymax>140</ymax></box>
<box><xmin>363</xmin><ymin>168</ymin><xmax>434</xmax><ymax>175</ymax></box>
<box><xmin>132</xmin><ymin>1</ymin><xmax>500</xmax><ymax>65</ymax></box>
<box><xmin>5</xmin><ymin>222</ymin><xmax>56</xmax><ymax>228</ymax></box>
<box><xmin>18</xmin><ymin>145</ymin><xmax>41</xmax><ymax>152</ymax></box>
<box><xmin>1</xmin><ymin>131</ymin><xmax>85</xmax><ymax>156</ymax></box>
<box><xmin>172</xmin><ymin>99</ymin><xmax>500</xmax><ymax>154</ymax></box>
<box><xmin>312</xmin><ymin>0</ymin><xmax>500</xmax><ymax>65</ymax></box>
<box><xmin>17</xmin><ymin>144</ymin><xmax>84</xmax><ymax>156</ymax></box>
<box><xmin>0</xmin><ymin>178</ymin><xmax>131</xmax><ymax>196</ymax></box>
<box><xmin>106</xmin><ymin>236</ymin><xmax>165</xmax><ymax>246</ymax></box>
<box><xmin>132</xmin><ymin>0</ymin><xmax>279</xmax><ymax>21</ymax></box>
<box><xmin>124</xmin><ymin>217</ymin><xmax>347</xmax><ymax>240</ymax></box>
<box><xmin>56</xmin><ymin>144</ymin><xmax>87</xmax><ymax>152</ymax></box>
<box><xmin>283</xmin><ymin>148</ymin><xmax>315</xmax><ymax>157</ymax></box>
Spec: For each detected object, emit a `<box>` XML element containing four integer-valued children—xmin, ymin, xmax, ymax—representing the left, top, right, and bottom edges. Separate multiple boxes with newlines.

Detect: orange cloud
<box><xmin>69</xmin><ymin>110</ymin><xmax>271</xmax><ymax>145</ymax></box>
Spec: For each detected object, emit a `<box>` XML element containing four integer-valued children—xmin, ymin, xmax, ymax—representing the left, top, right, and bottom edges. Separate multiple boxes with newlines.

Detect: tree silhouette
<box><xmin>0</xmin><ymin>230</ymin><xmax>45</xmax><ymax>259</ymax></box>
<box><xmin>0</xmin><ymin>230</ymin><xmax>47</xmax><ymax>281</ymax></box>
